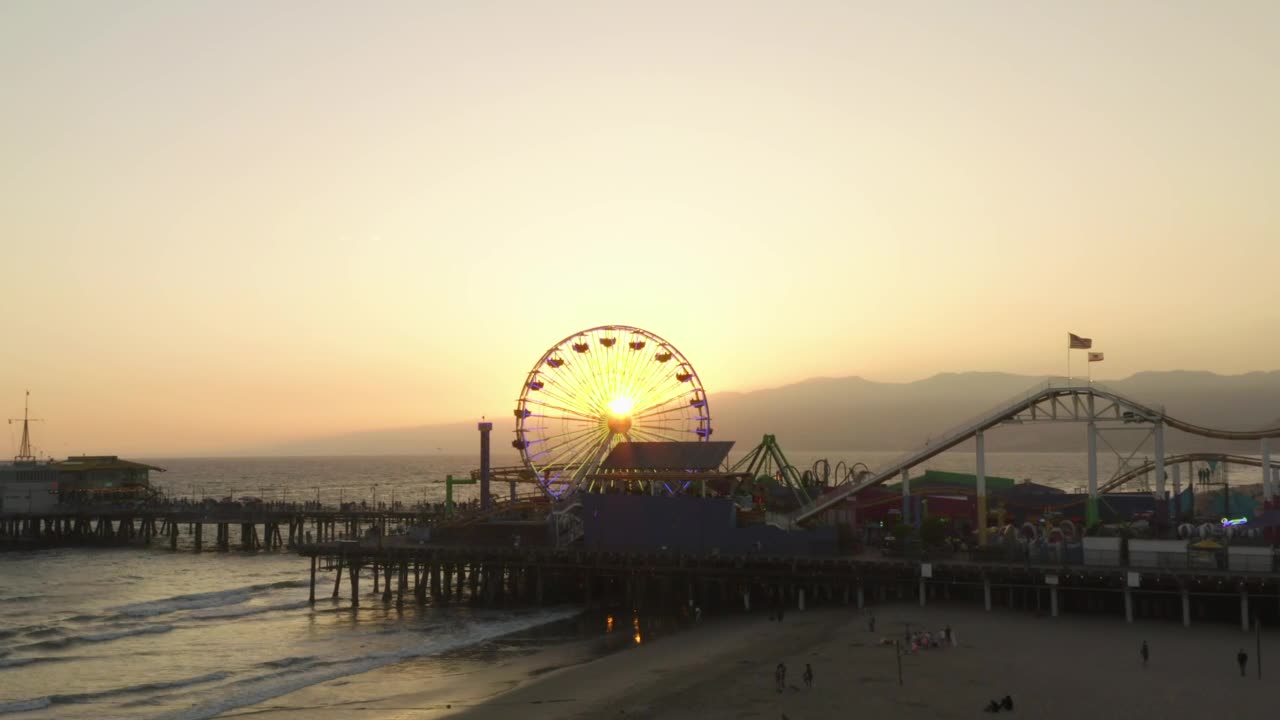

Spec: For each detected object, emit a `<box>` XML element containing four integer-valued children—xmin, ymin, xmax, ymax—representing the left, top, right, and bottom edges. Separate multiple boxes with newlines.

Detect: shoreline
<box><xmin>436</xmin><ymin>605</ymin><xmax>1280</xmax><ymax>720</ymax></box>
<box><xmin>218</xmin><ymin>601</ymin><xmax>1280</xmax><ymax>720</ymax></box>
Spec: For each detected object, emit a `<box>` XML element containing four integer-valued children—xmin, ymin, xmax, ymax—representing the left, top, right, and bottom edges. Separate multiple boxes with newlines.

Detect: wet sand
<box><xmin>441</xmin><ymin>606</ymin><xmax>1278</xmax><ymax>720</ymax></box>
<box><xmin>231</xmin><ymin>604</ymin><xmax>1280</xmax><ymax>720</ymax></box>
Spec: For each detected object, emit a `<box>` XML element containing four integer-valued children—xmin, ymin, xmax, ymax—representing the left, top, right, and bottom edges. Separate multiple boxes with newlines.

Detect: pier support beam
<box><xmin>1154</xmin><ymin>421</ymin><xmax>1167</xmax><ymax>524</ymax></box>
<box><xmin>1263</xmin><ymin>438</ymin><xmax>1272</xmax><ymax>503</ymax></box>
<box><xmin>309</xmin><ymin>556</ymin><xmax>317</xmax><ymax>604</ymax></box>
<box><xmin>976</xmin><ymin>431</ymin><xmax>987</xmax><ymax>546</ymax></box>
<box><xmin>901</xmin><ymin>469</ymin><xmax>911</xmax><ymax>525</ymax></box>
<box><xmin>983</xmin><ymin>578</ymin><xmax>992</xmax><ymax>612</ymax></box>
<box><xmin>1241</xmin><ymin>589</ymin><xmax>1250</xmax><ymax>633</ymax></box>
<box><xmin>918</xmin><ymin>578</ymin><xmax>926</xmax><ymax>607</ymax></box>
<box><xmin>1050</xmin><ymin>587</ymin><xmax>1059</xmax><ymax>618</ymax></box>
<box><xmin>1171</xmin><ymin>465</ymin><xmax>1181</xmax><ymax>521</ymax></box>
<box><xmin>856</xmin><ymin>584</ymin><xmax>865</xmax><ymax>609</ymax></box>
<box><xmin>1123</xmin><ymin>584</ymin><xmax>1133</xmax><ymax>624</ymax></box>
<box><xmin>1181</xmin><ymin>587</ymin><xmax>1190</xmax><ymax>628</ymax></box>
<box><xmin>1087</xmin><ymin>417</ymin><xmax>1099</xmax><ymax>527</ymax></box>
<box><xmin>798</xmin><ymin>588</ymin><xmax>805</xmax><ymax>611</ymax></box>
<box><xmin>479</xmin><ymin>421</ymin><xmax>493</xmax><ymax>510</ymax></box>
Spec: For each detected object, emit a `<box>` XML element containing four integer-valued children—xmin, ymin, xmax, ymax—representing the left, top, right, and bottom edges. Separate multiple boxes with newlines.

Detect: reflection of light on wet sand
<box><xmin>632</xmin><ymin>615</ymin><xmax>642</xmax><ymax>645</ymax></box>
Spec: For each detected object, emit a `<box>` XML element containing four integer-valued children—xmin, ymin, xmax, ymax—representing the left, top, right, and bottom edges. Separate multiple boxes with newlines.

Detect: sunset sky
<box><xmin>3</xmin><ymin>1</ymin><xmax>1278</xmax><ymax>457</ymax></box>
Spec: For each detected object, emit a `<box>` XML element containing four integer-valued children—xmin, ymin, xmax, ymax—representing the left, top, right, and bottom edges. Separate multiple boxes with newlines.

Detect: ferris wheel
<box><xmin>512</xmin><ymin>325</ymin><xmax>712</xmax><ymax>497</ymax></box>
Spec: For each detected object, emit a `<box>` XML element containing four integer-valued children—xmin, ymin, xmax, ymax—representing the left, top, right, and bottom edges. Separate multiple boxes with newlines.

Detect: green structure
<box><xmin>445</xmin><ymin>474</ymin><xmax>476</xmax><ymax>516</ymax></box>
<box><xmin>885</xmin><ymin>469</ymin><xmax>1016</xmax><ymax>494</ymax></box>
<box><xmin>730</xmin><ymin>434</ymin><xmax>809</xmax><ymax>504</ymax></box>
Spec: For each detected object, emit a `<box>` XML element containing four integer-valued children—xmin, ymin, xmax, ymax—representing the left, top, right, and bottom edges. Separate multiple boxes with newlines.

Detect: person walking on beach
<box><xmin>803</xmin><ymin>663</ymin><xmax>813</xmax><ymax>689</ymax></box>
<box><xmin>1237</xmin><ymin>649</ymin><xmax>1248</xmax><ymax>677</ymax></box>
<box><xmin>1140</xmin><ymin>641</ymin><xmax>1149</xmax><ymax>668</ymax></box>
<box><xmin>775</xmin><ymin>663</ymin><xmax>787</xmax><ymax>693</ymax></box>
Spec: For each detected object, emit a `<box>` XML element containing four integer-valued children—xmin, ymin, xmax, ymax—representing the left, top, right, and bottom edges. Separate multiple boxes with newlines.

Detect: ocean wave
<box><xmin>258</xmin><ymin>654</ymin><xmax>319</xmax><ymax>669</ymax></box>
<box><xmin>0</xmin><ymin>655</ymin><xmax>79</xmax><ymax>670</ymax></box>
<box><xmin>20</xmin><ymin>626</ymin><xmax>63</xmax><ymax>639</ymax></box>
<box><xmin>154</xmin><ymin>608</ymin><xmax>582</xmax><ymax>720</ymax></box>
<box><xmin>109</xmin><ymin>580</ymin><xmax>308</xmax><ymax>619</ymax></box>
<box><xmin>0</xmin><ymin>697</ymin><xmax>51</xmax><ymax>714</ymax></box>
<box><xmin>16</xmin><ymin>623</ymin><xmax>173</xmax><ymax>651</ymax></box>
<box><xmin>0</xmin><ymin>671</ymin><xmax>229</xmax><ymax>715</ymax></box>
<box><xmin>0</xmin><ymin>596</ymin><xmax>43</xmax><ymax>605</ymax></box>
<box><xmin>186</xmin><ymin>599</ymin><xmax>310</xmax><ymax>621</ymax></box>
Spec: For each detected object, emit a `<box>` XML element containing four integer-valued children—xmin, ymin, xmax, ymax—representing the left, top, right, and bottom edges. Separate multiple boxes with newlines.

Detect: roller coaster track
<box><xmin>792</xmin><ymin>379</ymin><xmax>1280</xmax><ymax>524</ymax></box>
<box><xmin>1097</xmin><ymin>453</ymin><xmax>1272</xmax><ymax>494</ymax></box>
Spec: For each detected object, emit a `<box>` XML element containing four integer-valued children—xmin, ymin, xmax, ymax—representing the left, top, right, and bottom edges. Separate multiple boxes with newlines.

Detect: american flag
<box><xmin>1068</xmin><ymin>333</ymin><xmax>1092</xmax><ymax>350</ymax></box>
<box><xmin>1088</xmin><ymin>352</ymin><xmax>1104</xmax><ymax>362</ymax></box>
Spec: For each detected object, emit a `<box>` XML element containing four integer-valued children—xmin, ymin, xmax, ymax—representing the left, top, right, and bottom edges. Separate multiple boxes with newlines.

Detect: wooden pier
<box><xmin>297</xmin><ymin>539</ymin><xmax>1280</xmax><ymax>629</ymax></box>
<box><xmin>0</xmin><ymin>506</ymin><xmax>428</xmax><ymax>551</ymax></box>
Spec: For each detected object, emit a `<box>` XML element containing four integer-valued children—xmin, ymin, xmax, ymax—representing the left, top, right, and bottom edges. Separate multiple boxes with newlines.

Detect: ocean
<box><xmin>0</xmin><ymin>452</ymin><xmax>1268</xmax><ymax>718</ymax></box>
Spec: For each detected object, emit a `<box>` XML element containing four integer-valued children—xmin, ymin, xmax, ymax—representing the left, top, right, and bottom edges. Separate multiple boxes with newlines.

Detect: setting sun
<box><xmin>607</xmin><ymin>397</ymin><xmax>635</xmax><ymax>417</ymax></box>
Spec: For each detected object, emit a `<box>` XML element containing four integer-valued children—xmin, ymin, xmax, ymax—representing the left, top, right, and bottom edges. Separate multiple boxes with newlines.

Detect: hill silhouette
<box><xmin>237</xmin><ymin>371</ymin><xmax>1280</xmax><ymax>457</ymax></box>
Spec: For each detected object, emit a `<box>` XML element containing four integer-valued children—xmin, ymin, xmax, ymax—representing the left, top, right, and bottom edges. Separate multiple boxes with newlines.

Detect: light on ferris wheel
<box><xmin>607</xmin><ymin>397</ymin><xmax>635</xmax><ymax>417</ymax></box>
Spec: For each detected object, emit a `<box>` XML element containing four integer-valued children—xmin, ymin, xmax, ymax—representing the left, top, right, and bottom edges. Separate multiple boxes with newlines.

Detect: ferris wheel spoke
<box><xmin>617</xmin><ymin>336</ymin><xmax>656</xmax><ymax>400</ymax></box>
<box><xmin>550</xmin><ymin>437</ymin><xmax>613</xmax><ymax>488</ymax></box>
<box><xmin>553</xmin><ymin>347</ymin><xmax>604</xmax><ymax>410</ymax></box>
<box><xmin>523</xmin><ymin>397</ymin><xmax>600</xmax><ymax>421</ymax></box>
<box><xmin>632</xmin><ymin>398</ymin><xmax>697</xmax><ymax>421</ymax></box>
<box><xmin>535</xmin><ymin>381</ymin><xmax>600</xmax><ymax>418</ymax></box>
<box><xmin>630</xmin><ymin>381</ymin><xmax>691</xmax><ymax>418</ymax></box>
<box><xmin>576</xmin><ymin>332</ymin><xmax>617</xmax><ymax>407</ymax></box>
<box><xmin>628</xmin><ymin>348</ymin><xmax>675</xmax><ymax>401</ymax></box>
<box><xmin>629</xmin><ymin>425</ymin><xmax>690</xmax><ymax>444</ymax></box>
<box><xmin>539</xmin><ymin>426</ymin><xmax>609</xmax><ymax>472</ymax></box>
<box><xmin>631</xmin><ymin>370</ymin><xmax>687</xmax><ymax>410</ymax></box>
<box><xmin>525</xmin><ymin>426</ymin><xmax>604</xmax><ymax>463</ymax></box>
<box><xmin>569</xmin><ymin>434</ymin><xmax>616</xmax><ymax>487</ymax></box>
<box><xmin>532</xmin><ymin>421</ymin><xmax>604</xmax><ymax>453</ymax></box>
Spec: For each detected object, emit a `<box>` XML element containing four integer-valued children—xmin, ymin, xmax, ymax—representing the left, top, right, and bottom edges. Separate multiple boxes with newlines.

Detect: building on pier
<box><xmin>52</xmin><ymin>456</ymin><xmax>165</xmax><ymax>500</ymax></box>
<box><xmin>0</xmin><ymin>462</ymin><xmax>60</xmax><ymax>514</ymax></box>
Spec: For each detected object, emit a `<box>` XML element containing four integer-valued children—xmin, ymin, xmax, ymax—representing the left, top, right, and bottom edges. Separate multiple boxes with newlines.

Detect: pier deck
<box><xmin>296</xmin><ymin>540</ymin><xmax>1280</xmax><ymax>630</ymax></box>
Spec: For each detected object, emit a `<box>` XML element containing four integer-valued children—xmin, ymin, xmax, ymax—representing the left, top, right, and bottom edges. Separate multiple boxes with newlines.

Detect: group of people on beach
<box><xmin>984</xmin><ymin>695</ymin><xmax>1015</xmax><ymax>713</ymax></box>
<box><xmin>1141</xmin><ymin>640</ymin><xmax>1251</xmax><ymax>677</ymax></box>
<box><xmin>774</xmin><ymin>662</ymin><xmax>814</xmax><ymax>693</ymax></box>
<box><xmin>905</xmin><ymin>625</ymin><xmax>953</xmax><ymax>653</ymax></box>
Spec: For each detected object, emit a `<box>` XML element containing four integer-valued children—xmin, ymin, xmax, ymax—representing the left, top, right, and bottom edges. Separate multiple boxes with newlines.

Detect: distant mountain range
<box><xmin>237</xmin><ymin>371</ymin><xmax>1280</xmax><ymax>457</ymax></box>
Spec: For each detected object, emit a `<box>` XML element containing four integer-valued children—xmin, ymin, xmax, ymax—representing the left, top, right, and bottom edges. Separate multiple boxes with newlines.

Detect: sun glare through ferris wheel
<box><xmin>512</xmin><ymin>326</ymin><xmax>712</xmax><ymax>498</ymax></box>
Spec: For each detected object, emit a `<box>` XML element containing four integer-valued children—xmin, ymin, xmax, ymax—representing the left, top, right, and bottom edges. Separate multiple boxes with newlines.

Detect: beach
<box><xmin>235</xmin><ymin>601</ymin><xmax>1280</xmax><ymax>720</ymax></box>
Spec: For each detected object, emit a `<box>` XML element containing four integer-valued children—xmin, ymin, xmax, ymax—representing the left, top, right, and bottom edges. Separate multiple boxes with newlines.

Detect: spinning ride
<box><xmin>513</xmin><ymin>326</ymin><xmax>712</xmax><ymax>497</ymax></box>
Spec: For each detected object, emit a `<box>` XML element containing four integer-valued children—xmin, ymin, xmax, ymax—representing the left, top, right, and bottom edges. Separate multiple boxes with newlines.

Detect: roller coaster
<box><xmin>1097</xmin><ymin>453</ymin><xmax>1274</xmax><ymax>494</ymax></box>
<box><xmin>793</xmin><ymin>379</ymin><xmax>1280</xmax><ymax>525</ymax></box>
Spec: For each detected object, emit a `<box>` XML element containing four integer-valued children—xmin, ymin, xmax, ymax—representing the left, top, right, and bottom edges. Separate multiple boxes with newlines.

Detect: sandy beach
<box><xmin>233</xmin><ymin>601</ymin><xmax>1280</xmax><ymax>720</ymax></box>
<box><xmin>432</xmin><ymin>605</ymin><xmax>1279</xmax><ymax>720</ymax></box>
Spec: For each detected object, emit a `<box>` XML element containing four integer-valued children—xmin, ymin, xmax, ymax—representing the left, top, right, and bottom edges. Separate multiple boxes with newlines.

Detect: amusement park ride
<box><xmin>483</xmin><ymin>325</ymin><xmax>1280</xmax><ymax>545</ymax></box>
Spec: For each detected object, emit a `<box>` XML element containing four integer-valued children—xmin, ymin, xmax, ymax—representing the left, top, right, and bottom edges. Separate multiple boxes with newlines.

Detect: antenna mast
<box><xmin>8</xmin><ymin>390</ymin><xmax>43</xmax><ymax>463</ymax></box>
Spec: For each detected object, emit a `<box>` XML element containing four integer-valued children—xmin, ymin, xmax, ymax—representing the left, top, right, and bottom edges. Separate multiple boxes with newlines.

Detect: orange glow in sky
<box><xmin>2</xmin><ymin>2</ymin><xmax>1278</xmax><ymax>456</ymax></box>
